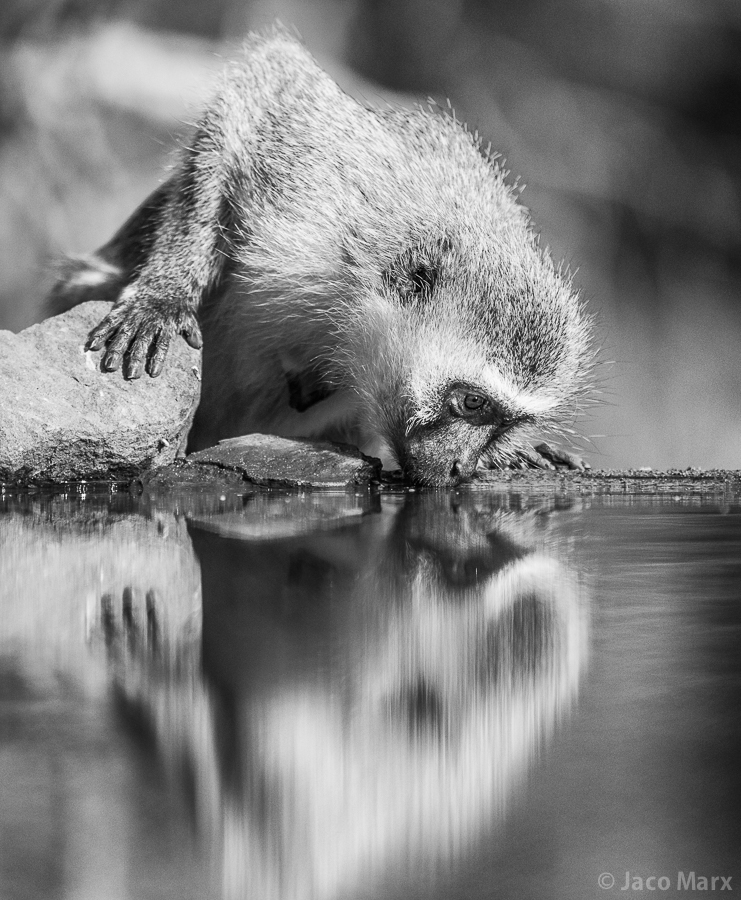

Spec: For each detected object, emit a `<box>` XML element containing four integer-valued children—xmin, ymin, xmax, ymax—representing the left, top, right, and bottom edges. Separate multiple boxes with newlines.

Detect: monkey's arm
<box><xmin>85</xmin><ymin>30</ymin><xmax>315</xmax><ymax>378</ymax></box>
<box><xmin>86</xmin><ymin>117</ymin><xmax>231</xmax><ymax>378</ymax></box>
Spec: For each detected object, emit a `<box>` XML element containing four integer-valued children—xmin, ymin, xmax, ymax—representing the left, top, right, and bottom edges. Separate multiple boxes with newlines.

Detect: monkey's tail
<box><xmin>46</xmin><ymin>254</ymin><xmax>128</xmax><ymax>316</ymax></box>
<box><xmin>46</xmin><ymin>178</ymin><xmax>172</xmax><ymax>317</ymax></box>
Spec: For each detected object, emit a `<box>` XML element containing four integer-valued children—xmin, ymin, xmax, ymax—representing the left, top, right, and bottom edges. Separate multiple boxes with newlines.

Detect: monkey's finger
<box><xmin>102</xmin><ymin>321</ymin><xmax>139</xmax><ymax>371</ymax></box>
<box><xmin>533</xmin><ymin>443</ymin><xmax>589</xmax><ymax>471</ymax></box>
<box><xmin>517</xmin><ymin>447</ymin><xmax>555</xmax><ymax>470</ymax></box>
<box><xmin>124</xmin><ymin>326</ymin><xmax>158</xmax><ymax>379</ymax></box>
<box><xmin>181</xmin><ymin>316</ymin><xmax>203</xmax><ymax>349</ymax></box>
<box><xmin>561</xmin><ymin>452</ymin><xmax>590</xmax><ymax>471</ymax></box>
<box><xmin>146</xmin><ymin>327</ymin><xmax>173</xmax><ymax>377</ymax></box>
<box><xmin>86</xmin><ymin>315</ymin><xmax>120</xmax><ymax>351</ymax></box>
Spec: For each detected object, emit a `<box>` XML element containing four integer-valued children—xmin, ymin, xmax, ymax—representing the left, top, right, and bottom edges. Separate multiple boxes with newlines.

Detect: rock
<box><xmin>139</xmin><ymin>461</ymin><xmax>249</xmax><ymax>494</ymax></box>
<box><xmin>0</xmin><ymin>301</ymin><xmax>201</xmax><ymax>484</ymax></box>
<box><xmin>179</xmin><ymin>433</ymin><xmax>382</xmax><ymax>489</ymax></box>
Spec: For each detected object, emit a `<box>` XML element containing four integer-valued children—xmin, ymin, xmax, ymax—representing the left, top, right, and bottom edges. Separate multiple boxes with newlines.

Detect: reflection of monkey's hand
<box><xmin>93</xmin><ymin>584</ymin><xmax>219</xmax><ymax>843</ymax></box>
<box><xmin>99</xmin><ymin>586</ymin><xmax>161</xmax><ymax>661</ymax></box>
<box><xmin>93</xmin><ymin>583</ymin><xmax>200</xmax><ymax>679</ymax></box>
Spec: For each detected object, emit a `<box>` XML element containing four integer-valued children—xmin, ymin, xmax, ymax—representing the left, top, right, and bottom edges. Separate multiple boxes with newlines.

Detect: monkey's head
<box><xmin>320</xmin><ymin>106</ymin><xmax>593</xmax><ymax>488</ymax></box>
<box><xmin>341</xmin><ymin>218</ymin><xmax>591</xmax><ymax>487</ymax></box>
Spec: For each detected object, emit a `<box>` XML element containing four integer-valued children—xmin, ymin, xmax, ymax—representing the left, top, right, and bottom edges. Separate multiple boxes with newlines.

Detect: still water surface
<box><xmin>1</xmin><ymin>486</ymin><xmax>740</xmax><ymax>900</ymax></box>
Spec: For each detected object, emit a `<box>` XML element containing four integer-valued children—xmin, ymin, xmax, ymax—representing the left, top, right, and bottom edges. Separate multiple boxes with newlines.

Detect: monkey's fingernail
<box><xmin>184</xmin><ymin>328</ymin><xmax>203</xmax><ymax>349</ymax></box>
<box><xmin>124</xmin><ymin>340</ymin><xmax>151</xmax><ymax>379</ymax></box>
<box><xmin>147</xmin><ymin>351</ymin><xmax>167</xmax><ymax>377</ymax></box>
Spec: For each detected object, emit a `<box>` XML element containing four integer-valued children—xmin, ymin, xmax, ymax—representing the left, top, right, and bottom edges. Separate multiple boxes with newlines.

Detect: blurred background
<box><xmin>1</xmin><ymin>0</ymin><xmax>739</xmax><ymax>470</ymax></box>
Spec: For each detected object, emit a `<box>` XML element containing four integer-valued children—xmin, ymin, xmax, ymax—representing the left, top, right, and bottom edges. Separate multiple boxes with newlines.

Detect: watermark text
<box><xmin>597</xmin><ymin>871</ymin><xmax>732</xmax><ymax>892</ymax></box>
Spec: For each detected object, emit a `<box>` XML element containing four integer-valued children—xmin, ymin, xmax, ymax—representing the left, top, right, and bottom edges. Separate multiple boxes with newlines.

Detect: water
<box><xmin>1</xmin><ymin>484</ymin><xmax>740</xmax><ymax>900</ymax></box>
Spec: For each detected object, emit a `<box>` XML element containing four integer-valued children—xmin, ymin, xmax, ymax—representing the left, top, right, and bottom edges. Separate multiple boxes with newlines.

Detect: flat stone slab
<box><xmin>157</xmin><ymin>433</ymin><xmax>383</xmax><ymax>490</ymax></box>
<box><xmin>0</xmin><ymin>301</ymin><xmax>201</xmax><ymax>484</ymax></box>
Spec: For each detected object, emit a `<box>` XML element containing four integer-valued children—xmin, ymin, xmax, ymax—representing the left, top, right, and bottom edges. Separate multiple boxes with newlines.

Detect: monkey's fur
<box><xmin>52</xmin><ymin>28</ymin><xmax>592</xmax><ymax>487</ymax></box>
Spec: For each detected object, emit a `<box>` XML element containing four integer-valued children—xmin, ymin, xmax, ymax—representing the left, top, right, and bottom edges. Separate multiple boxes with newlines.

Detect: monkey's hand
<box><xmin>86</xmin><ymin>287</ymin><xmax>203</xmax><ymax>379</ymax></box>
<box><xmin>512</xmin><ymin>443</ymin><xmax>590</xmax><ymax>471</ymax></box>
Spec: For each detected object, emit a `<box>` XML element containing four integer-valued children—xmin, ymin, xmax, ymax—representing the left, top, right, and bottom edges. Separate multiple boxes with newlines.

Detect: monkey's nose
<box><xmin>450</xmin><ymin>460</ymin><xmax>463</xmax><ymax>480</ymax></box>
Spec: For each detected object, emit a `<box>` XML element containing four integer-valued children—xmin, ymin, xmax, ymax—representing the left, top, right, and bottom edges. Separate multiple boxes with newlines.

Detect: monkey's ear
<box><xmin>384</xmin><ymin>258</ymin><xmax>436</xmax><ymax>301</ymax></box>
<box><xmin>383</xmin><ymin>237</ymin><xmax>451</xmax><ymax>303</ymax></box>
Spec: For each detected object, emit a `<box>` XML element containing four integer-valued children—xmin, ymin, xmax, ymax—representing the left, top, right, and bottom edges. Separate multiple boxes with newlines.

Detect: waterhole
<box><xmin>1</xmin><ymin>483</ymin><xmax>740</xmax><ymax>900</ymax></box>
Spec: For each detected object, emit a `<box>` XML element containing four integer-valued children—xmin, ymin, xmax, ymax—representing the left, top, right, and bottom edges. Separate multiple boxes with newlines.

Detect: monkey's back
<box><xmin>191</xmin><ymin>31</ymin><xmax>554</xmax><ymax>454</ymax></box>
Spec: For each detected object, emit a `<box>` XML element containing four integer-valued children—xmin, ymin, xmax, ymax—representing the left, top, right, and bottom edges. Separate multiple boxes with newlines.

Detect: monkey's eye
<box><xmin>448</xmin><ymin>387</ymin><xmax>500</xmax><ymax>424</ymax></box>
<box><xmin>463</xmin><ymin>393</ymin><xmax>486</xmax><ymax>411</ymax></box>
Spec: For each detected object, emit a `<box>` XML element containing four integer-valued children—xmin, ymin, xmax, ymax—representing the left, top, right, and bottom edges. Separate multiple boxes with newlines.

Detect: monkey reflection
<box><xmin>106</xmin><ymin>492</ymin><xmax>588</xmax><ymax>900</ymax></box>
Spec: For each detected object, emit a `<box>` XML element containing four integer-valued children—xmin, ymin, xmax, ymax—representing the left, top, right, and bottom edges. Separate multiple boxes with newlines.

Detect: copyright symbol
<box><xmin>598</xmin><ymin>873</ymin><xmax>615</xmax><ymax>890</ymax></box>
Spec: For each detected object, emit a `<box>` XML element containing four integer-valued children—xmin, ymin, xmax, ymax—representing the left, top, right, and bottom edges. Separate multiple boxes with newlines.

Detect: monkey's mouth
<box><xmin>396</xmin><ymin>449</ymin><xmax>479</xmax><ymax>488</ymax></box>
<box><xmin>391</xmin><ymin>396</ymin><xmax>519</xmax><ymax>486</ymax></box>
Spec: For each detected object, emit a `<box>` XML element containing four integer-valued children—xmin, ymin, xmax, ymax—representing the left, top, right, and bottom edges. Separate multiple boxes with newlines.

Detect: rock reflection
<box><xmin>0</xmin><ymin>495</ymin><xmax>201</xmax><ymax>684</ymax></box>
<box><xmin>136</xmin><ymin>493</ymin><xmax>589</xmax><ymax>900</ymax></box>
<box><xmin>0</xmin><ymin>494</ymin><xmax>206</xmax><ymax>900</ymax></box>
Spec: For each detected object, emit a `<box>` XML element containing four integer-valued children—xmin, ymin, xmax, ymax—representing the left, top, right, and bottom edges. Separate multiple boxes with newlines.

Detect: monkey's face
<box><xmin>392</xmin><ymin>385</ymin><xmax>527</xmax><ymax>486</ymax></box>
<box><xmin>352</xmin><ymin>311</ymin><xmax>554</xmax><ymax>487</ymax></box>
<box><xmin>345</xmin><ymin>233</ymin><xmax>589</xmax><ymax>486</ymax></box>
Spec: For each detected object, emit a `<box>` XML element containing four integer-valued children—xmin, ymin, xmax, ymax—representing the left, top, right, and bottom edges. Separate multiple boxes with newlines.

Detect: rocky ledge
<box><xmin>0</xmin><ymin>301</ymin><xmax>201</xmax><ymax>484</ymax></box>
<box><xmin>0</xmin><ymin>303</ymin><xmax>381</xmax><ymax>490</ymax></box>
<box><xmin>143</xmin><ymin>435</ymin><xmax>382</xmax><ymax>491</ymax></box>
